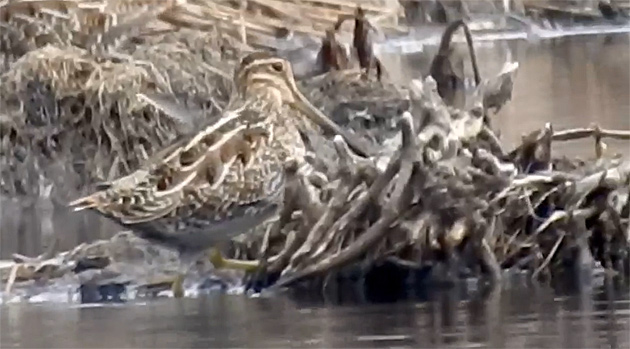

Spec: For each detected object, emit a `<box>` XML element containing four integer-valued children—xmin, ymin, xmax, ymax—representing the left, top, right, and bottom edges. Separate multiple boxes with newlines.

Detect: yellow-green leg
<box><xmin>168</xmin><ymin>248</ymin><xmax>260</xmax><ymax>298</ymax></box>
<box><xmin>208</xmin><ymin>248</ymin><xmax>260</xmax><ymax>272</ymax></box>
<box><xmin>171</xmin><ymin>273</ymin><xmax>185</xmax><ymax>298</ymax></box>
<box><xmin>139</xmin><ymin>274</ymin><xmax>185</xmax><ymax>298</ymax></box>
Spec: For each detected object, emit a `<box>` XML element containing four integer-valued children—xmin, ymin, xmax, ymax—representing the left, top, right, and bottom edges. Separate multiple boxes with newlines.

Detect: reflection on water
<box><xmin>386</xmin><ymin>33</ymin><xmax>630</xmax><ymax>157</ymax></box>
<box><xmin>496</xmin><ymin>34</ymin><xmax>630</xmax><ymax>157</ymax></box>
<box><xmin>1</xmin><ymin>285</ymin><xmax>629</xmax><ymax>348</ymax></box>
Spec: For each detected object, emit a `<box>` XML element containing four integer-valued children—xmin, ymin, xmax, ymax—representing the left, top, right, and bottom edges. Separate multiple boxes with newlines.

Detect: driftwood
<box><xmin>240</xmin><ymin>72</ymin><xmax>628</xmax><ymax>290</ymax></box>
<box><xmin>251</xmin><ymin>69</ymin><xmax>627</xmax><ymax>291</ymax></box>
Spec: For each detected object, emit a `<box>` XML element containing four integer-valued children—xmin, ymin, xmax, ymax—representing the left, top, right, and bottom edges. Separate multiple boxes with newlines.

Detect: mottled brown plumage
<box><xmin>68</xmin><ymin>51</ymin><xmax>364</xmax><ymax>296</ymax></box>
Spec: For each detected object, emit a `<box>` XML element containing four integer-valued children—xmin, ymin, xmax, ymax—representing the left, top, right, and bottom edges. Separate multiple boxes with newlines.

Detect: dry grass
<box><xmin>0</xmin><ymin>27</ymin><xmax>234</xmax><ymax>198</ymax></box>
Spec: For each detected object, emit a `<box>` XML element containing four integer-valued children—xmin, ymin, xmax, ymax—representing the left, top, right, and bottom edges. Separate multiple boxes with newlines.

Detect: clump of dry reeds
<box><xmin>0</xmin><ymin>0</ymin><xmax>404</xmax><ymax>199</ymax></box>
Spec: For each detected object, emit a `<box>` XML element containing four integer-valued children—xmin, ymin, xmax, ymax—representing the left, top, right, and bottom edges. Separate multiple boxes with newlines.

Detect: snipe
<box><xmin>68</xmin><ymin>51</ymin><xmax>368</xmax><ymax>297</ymax></box>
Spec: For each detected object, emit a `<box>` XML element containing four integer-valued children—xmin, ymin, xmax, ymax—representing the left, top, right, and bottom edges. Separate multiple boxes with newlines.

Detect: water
<box><xmin>1</xmin><ymin>33</ymin><xmax>630</xmax><ymax>348</ymax></box>
<box><xmin>1</xmin><ymin>285</ymin><xmax>629</xmax><ymax>348</ymax></box>
<box><xmin>383</xmin><ymin>33</ymin><xmax>630</xmax><ymax>158</ymax></box>
<box><xmin>494</xmin><ymin>34</ymin><xmax>630</xmax><ymax>157</ymax></box>
<box><xmin>379</xmin><ymin>18</ymin><xmax>630</xmax><ymax>54</ymax></box>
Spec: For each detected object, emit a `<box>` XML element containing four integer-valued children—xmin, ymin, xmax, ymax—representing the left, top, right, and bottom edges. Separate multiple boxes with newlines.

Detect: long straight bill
<box><xmin>290</xmin><ymin>89</ymin><xmax>372</xmax><ymax>158</ymax></box>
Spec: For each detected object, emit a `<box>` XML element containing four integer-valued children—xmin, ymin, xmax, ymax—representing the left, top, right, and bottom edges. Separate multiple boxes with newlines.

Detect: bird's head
<box><xmin>233</xmin><ymin>52</ymin><xmax>371</xmax><ymax>157</ymax></box>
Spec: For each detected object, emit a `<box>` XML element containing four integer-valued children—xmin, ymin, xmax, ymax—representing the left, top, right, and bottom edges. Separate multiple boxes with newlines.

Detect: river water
<box><xmin>1</xmin><ymin>32</ymin><xmax>629</xmax><ymax>348</ymax></box>
<box><xmin>1</xmin><ymin>285</ymin><xmax>629</xmax><ymax>348</ymax></box>
<box><xmin>384</xmin><ymin>32</ymin><xmax>630</xmax><ymax>158</ymax></box>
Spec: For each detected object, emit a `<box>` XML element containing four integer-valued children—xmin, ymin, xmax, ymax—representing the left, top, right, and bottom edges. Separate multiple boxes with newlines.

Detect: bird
<box><xmin>68</xmin><ymin>51</ymin><xmax>369</xmax><ymax>297</ymax></box>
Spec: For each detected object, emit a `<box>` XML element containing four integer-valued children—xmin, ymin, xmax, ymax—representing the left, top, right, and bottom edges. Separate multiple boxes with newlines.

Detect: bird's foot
<box><xmin>208</xmin><ymin>248</ymin><xmax>260</xmax><ymax>272</ymax></box>
<box><xmin>139</xmin><ymin>273</ymin><xmax>186</xmax><ymax>298</ymax></box>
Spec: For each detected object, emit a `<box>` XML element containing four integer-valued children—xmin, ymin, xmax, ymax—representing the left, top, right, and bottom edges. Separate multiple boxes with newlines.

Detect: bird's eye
<box><xmin>271</xmin><ymin>62</ymin><xmax>283</xmax><ymax>72</ymax></box>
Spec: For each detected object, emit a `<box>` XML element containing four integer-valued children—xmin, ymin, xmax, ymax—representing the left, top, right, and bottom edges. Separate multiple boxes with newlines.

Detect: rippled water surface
<box><xmin>2</xmin><ymin>286</ymin><xmax>629</xmax><ymax>348</ymax></box>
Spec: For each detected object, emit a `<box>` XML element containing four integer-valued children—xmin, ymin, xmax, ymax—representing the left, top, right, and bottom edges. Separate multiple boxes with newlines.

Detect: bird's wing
<box><xmin>68</xmin><ymin>100</ymin><xmax>270</xmax><ymax>226</ymax></box>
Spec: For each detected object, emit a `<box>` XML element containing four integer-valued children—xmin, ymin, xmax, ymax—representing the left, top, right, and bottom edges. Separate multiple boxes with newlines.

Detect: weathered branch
<box><xmin>274</xmin><ymin>112</ymin><xmax>418</xmax><ymax>287</ymax></box>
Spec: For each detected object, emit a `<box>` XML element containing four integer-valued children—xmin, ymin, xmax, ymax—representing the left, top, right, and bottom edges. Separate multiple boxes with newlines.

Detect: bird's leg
<box><xmin>208</xmin><ymin>248</ymin><xmax>260</xmax><ymax>272</ymax></box>
<box><xmin>171</xmin><ymin>273</ymin><xmax>185</xmax><ymax>298</ymax></box>
<box><xmin>171</xmin><ymin>255</ymin><xmax>198</xmax><ymax>298</ymax></box>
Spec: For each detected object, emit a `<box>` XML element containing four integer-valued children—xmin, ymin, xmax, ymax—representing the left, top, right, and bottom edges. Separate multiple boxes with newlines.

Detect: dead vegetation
<box><xmin>0</xmin><ymin>34</ymin><xmax>233</xmax><ymax>199</ymax></box>
<box><xmin>1</xmin><ymin>0</ymin><xmax>629</xmax><ymax>300</ymax></box>
<box><xmin>0</xmin><ymin>0</ymin><xmax>406</xmax><ymax>199</ymax></box>
<box><xmin>246</xmin><ymin>73</ymin><xmax>630</xmax><ymax>289</ymax></box>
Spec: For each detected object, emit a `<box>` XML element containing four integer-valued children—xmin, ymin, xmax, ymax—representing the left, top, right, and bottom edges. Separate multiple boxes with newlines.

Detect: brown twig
<box><xmin>532</xmin><ymin>231</ymin><xmax>565</xmax><ymax>280</ymax></box>
<box><xmin>552</xmin><ymin>126</ymin><xmax>630</xmax><ymax>141</ymax></box>
<box><xmin>274</xmin><ymin>112</ymin><xmax>418</xmax><ymax>287</ymax></box>
<box><xmin>287</xmin><ymin>136</ymin><xmax>359</xmax><ymax>269</ymax></box>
